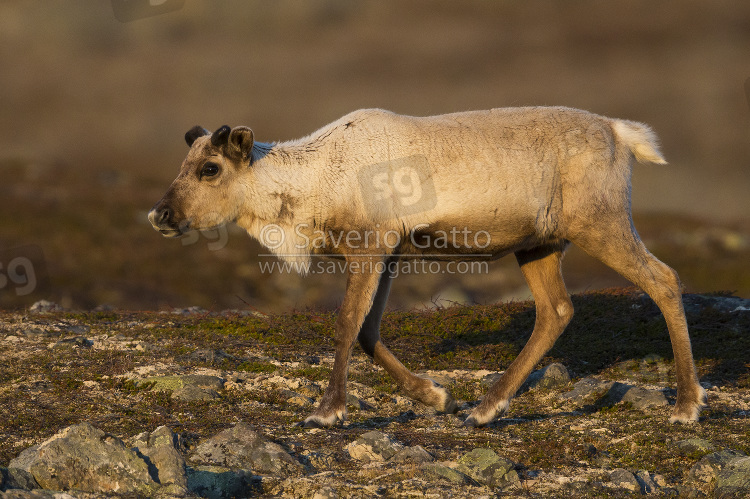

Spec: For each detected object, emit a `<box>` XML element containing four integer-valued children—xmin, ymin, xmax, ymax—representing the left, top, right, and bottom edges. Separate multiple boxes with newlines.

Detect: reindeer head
<box><xmin>148</xmin><ymin>125</ymin><xmax>255</xmax><ymax>237</ymax></box>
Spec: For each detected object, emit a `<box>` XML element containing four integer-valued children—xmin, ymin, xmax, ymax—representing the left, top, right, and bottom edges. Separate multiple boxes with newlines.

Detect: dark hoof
<box><xmin>302</xmin><ymin>419</ymin><xmax>325</xmax><ymax>429</ymax></box>
<box><xmin>463</xmin><ymin>416</ymin><xmax>480</xmax><ymax>428</ymax></box>
<box><xmin>440</xmin><ymin>397</ymin><xmax>459</xmax><ymax>414</ymax></box>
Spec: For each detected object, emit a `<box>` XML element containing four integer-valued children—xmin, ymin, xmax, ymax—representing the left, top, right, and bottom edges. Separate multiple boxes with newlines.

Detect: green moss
<box><xmin>450</xmin><ymin>380</ymin><xmax>482</xmax><ymax>402</ymax></box>
<box><xmin>289</xmin><ymin>366</ymin><xmax>329</xmax><ymax>381</ymax></box>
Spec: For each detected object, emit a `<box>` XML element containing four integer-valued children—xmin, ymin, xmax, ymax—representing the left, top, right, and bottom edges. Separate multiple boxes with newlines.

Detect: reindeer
<box><xmin>149</xmin><ymin>107</ymin><xmax>706</xmax><ymax>428</ymax></box>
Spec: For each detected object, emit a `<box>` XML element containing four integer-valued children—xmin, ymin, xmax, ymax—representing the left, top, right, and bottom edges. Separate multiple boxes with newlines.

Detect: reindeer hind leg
<box><xmin>570</xmin><ymin>220</ymin><xmax>706</xmax><ymax>423</ymax></box>
<box><xmin>466</xmin><ymin>242</ymin><xmax>573</xmax><ymax>427</ymax></box>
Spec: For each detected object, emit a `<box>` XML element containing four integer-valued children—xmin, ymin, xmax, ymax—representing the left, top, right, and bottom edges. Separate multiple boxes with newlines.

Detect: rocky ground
<box><xmin>0</xmin><ymin>289</ymin><xmax>749</xmax><ymax>498</ymax></box>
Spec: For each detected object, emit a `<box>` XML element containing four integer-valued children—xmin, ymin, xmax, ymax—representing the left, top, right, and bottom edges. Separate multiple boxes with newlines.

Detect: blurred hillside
<box><xmin>0</xmin><ymin>0</ymin><xmax>748</xmax><ymax>311</ymax></box>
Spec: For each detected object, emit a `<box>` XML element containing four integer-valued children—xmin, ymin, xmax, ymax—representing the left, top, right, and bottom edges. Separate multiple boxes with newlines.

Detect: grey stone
<box><xmin>28</xmin><ymin>301</ymin><xmax>62</xmax><ymax>314</ymax></box>
<box><xmin>682</xmin><ymin>294</ymin><xmax>750</xmax><ymax>315</ymax></box>
<box><xmin>282</xmin><ymin>390</ymin><xmax>314</xmax><ymax>407</ymax></box>
<box><xmin>521</xmin><ymin>363</ymin><xmax>570</xmax><ymax>392</ymax></box>
<box><xmin>312</xmin><ymin>485</ymin><xmax>338</xmax><ymax>499</ymax></box>
<box><xmin>674</xmin><ymin>484</ymin><xmax>707</xmax><ymax>498</ymax></box>
<box><xmin>606</xmin><ymin>382</ymin><xmax>635</xmax><ymax>402</ymax></box>
<box><xmin>131</xmin><ymin>425</ymin><xmax>188</xmax><ymax>496</ymax></box>
<box><xmin>139</xmin><ymin>374</ymin><xmax>224</xmax><ymax>392</ymax></box>
<box><xmin>345</xmin><ymin>431</ymin><xmax>404</xmax><ymax>463</ymax></box>
<box><xmin>480</xmin><ymin>372</ymin><xmax>502</xmax><ymax>388</ymax></box>
<box><xmin>51</xmin><ymin>336</ymin><xmax>93</xmax><ymax>349</ymax></box>
<box><xmin>1</xmin><ymin>467</ymin><xmax>40</xmax><ymax>491</ymax></box>
<box><xmin>455</xmin><ymin>448</ymin><xmax>518</xmax><ymax>487</ymax></box>
<box><xmin>390</xmin><ymin>445</ymin><xmax>434</xmax><ymax>464</ymax></box>
<box><xmin>345</xmin><ymin>393</ymin><xmax>361</xmax><ymax>408</ymax></box>
<box><xmin>716</xmin><ymin>456</ymin><xmax>750</xmax><ymax>498</ymax></box>
<box><xmin>610</xmin><ymin>468</ymin><xmax>641</xmax><ymax>493</ymax></box>
<box><xmin>4</xmin><ymin>447</ymin><xmax>37</xmax><ymax>475</ymax></box>
<box><xmin>619</xmin><ymin>386</ymin><xmax>669</xmax><ymax>409</ymax></box>
<box><xmin>18</xmin><ymin>327</ymin><xmax>53</xmax><ymax>338</ymax></box>
<box><xmin>179</xmin><ymin>375</ymin><xmax>225</xmax><ymax>391</ymax></box>
<box><xmin>420</xmin><ymin>463</ymin><xmax>475</xmax><ymax>485</ymax></box>
<box><xmin>676</xmin><ymin>438</ymin><xmax>718</xmax><ymax>456</ymax></box>
<box><xmin>186</xmin><ymin>466</ymin><xmax>259</xmax><ymax>499</ymax></box>
<box><xmin>566</xmin><ymin>381</ymin><xmax>668</xmax><ymax>410</ymax></box>
<box><xmin>395</xmin><ymin>410</ymin><xmax>418</xmax><ymax>423</ymax></box>
<box><xmin>636</xmin><ymin>470</ymin><xmax>659</xmax><ymax>494</ymax></box>
<box><xmin>190</xmin><ymin>422</ymin><xmax>302</xmax><ymax>476</ymax></box>
<box><xmin>0</xmin><ymin>491</ymin><xmax>78</xmax><ymax>498</ymax></box>
<box><xmin>344</xmin><ymin>393</ymin><xmax>373</xmax><ymax>411</ymax></box>
<box><xmin>591</xmin><ymin>450</ymin><xmax>613</xmax><ymax>468</ymax></box>
<box><xmin>8</xmin><ymin>422</ymin><xmax>159</xmax><ymax>496</ymax></box>
<box><xmin>561</xmin><ymin>377</ymin><xmax>614</xmax><ymax>401</ymax></box>
<box><xmin>172</xmin><ymin>384</ymin><xmax>221</xmax><ymax>401</ymax></box>
<box><xmin>300</xmin><ymin>449</ymin><xmax>338</xmax><ymax>470</ymax></box>
<box><xmin>689</xmin><ymin>449</ymin><xmax>747</xmax><ymax>483</ymax></box>
<box><xmin>295</xmin><ymin>382</ymin><xmax>323</xmax><ymax>399</ymax></box>
<box><xmin>137</xmin><ymin>374</ymin><xmax>225</xmax><ymax>401</ymax></box>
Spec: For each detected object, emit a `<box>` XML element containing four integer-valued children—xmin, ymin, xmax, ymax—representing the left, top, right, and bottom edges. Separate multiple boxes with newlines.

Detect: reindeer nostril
<box><xmin>159</xmin><ymin>207</ymin><xmax>171</xmax><ymax>224</ymax></box>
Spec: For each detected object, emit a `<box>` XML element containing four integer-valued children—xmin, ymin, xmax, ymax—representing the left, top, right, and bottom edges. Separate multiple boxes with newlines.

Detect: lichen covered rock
<box><xmin>190</xmin><ymin>422</ymin><xmax>302</xmax><ymax>476</ymax></box>
<box><xmin>9</xmin><ymin>423</ymin><xmax>159</xmax><ymax>496</ymax></box>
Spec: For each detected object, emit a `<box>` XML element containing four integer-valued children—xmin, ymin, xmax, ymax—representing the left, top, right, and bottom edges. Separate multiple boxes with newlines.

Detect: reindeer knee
<box><xmin>649</xmin><ymin>262</ymin><xmax>683</xmax><ymax>303</ymax></box>
<box><xmin>664</xmin><ymin>266</ymin><xmax>682</xmax><ymax>294</ymax></box>
<box><xmin>555</xmin><ymin>300</ymin><xmax>574</xmax><ymax>325</ymax></box>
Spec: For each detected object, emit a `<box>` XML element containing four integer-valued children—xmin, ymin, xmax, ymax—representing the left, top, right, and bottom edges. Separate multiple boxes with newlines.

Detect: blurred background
<box><xmin>1</xmin><ymin>0</ymin><xmax>748</xmax><ymax>312</ymax></box>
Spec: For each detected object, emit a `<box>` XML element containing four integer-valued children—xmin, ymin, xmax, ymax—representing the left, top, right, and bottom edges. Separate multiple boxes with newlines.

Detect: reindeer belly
<box><xmin>399</xmin><ymin>209</ymin><xmax>541</xmax><ymax>260</ymax></box>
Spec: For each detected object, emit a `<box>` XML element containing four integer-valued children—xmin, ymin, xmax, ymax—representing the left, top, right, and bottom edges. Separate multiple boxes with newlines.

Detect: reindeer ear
<box><xmin>228</xmin><ymin>127</ymin><xmax>255</xmax><ymax>161</ymax></box>
<box><xmin>185</xmin><ymin>126</ymin><xmax>209</xmax><ymax>147</ymax></box>
<box><xmin>210</xmin><ymin>125</ymin><xmax>231</xmax><ymax>147</ymax></box>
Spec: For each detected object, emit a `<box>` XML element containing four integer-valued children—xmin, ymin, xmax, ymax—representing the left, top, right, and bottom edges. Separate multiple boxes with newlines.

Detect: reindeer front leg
<box><xmin>303</xmin><ymin>256</ymin><xmax>385</xmax><ymax>428</ymax></box>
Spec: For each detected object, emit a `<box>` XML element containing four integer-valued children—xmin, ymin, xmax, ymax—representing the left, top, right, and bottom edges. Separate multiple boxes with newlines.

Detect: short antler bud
<box><xmin>211</xmin><ymin>125</ymin><xmax>231</xmax><ymax>147</ymax></box>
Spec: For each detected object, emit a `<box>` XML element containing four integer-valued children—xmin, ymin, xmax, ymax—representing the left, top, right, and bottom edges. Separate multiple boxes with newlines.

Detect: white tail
<box><xmin>613</xmin><ymin>119</ymin><xmax>668</xmax><ymax>165</ymax></box>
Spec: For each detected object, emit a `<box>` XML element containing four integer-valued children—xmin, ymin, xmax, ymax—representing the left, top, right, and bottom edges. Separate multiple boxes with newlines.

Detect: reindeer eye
<box><xmin>200</xmin><ymin>162</ymin><xmax>220</xmax><ymax>179</ymax></box>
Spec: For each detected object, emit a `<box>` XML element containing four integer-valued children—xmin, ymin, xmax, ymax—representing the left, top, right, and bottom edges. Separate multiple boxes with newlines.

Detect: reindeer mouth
<box><xmin>148</xmin><ymin>207</ymin><xmax>191</xmax><ymax>237</ymax></box>
<box><xmin>156</xmin><ymin>220</ymin><xmax>192</xmax><ymax>238</ymax></box>
<box><xmin>158</xmin><ymin>228</ymin><xmax>184</xmax><ymax>238</ymax></box>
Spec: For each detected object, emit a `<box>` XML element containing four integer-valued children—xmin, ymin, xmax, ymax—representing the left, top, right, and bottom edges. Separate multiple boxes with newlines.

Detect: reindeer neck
<box><xmin>236</xmin><ymin>139</ymin><xmax>328</xmax><ymax>266</ymax></box>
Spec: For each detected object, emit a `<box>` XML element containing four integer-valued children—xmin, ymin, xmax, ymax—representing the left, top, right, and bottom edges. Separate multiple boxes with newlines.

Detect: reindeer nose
<box><xmin>148</xmin><ymin>203</ymin><xmax>173</xmax><ymax>230</ymax></box>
